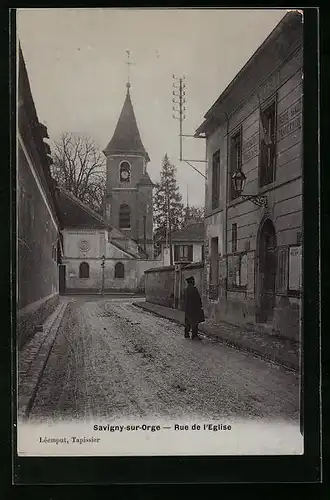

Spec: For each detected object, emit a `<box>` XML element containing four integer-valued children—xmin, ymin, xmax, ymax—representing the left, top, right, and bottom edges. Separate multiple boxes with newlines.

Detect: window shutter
<box><xmin>276</xmin><ymin>246</ymin><xmax>288</xmax><ymax>294</ymax></box>
<box><xmin>270</xmin><ymin>142</ymin><xmax>276</xmax><ymax>181</ymax></box>
<box><xmin>174</xmin><ymin>245</ymin><xmax>179</xmax><ymax>262</ymax></box>
<box><xmin>188</xmin><ymin>245</ymin><xmax>193</xmax><ymax>262</ymax></box>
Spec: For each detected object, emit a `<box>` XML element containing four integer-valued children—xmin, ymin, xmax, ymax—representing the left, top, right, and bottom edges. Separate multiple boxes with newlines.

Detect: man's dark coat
<box><xmin>184</xmin><ymin>284</ymin><xmax>203</xmax><ymax>323</ymax></box>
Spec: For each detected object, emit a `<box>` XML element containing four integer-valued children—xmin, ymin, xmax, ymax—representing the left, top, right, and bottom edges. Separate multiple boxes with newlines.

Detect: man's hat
<box><xmin>186</xmin><ymin>276</ymin><xmax>195</xmax><ymax>284</ymax></box>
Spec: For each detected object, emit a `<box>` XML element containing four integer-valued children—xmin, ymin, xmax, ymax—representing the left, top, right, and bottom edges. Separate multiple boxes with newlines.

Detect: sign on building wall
<box><xmin>240</xmin><ymin>254</ymin><xmax>248</xmax><ymax>286</ymax></box>
<box><xmin>289</xmin><ymin>245</ymin><xmax>302</xmax><ymax>291</ymax></box>
<box><xmin>219</xmin><ymin>257</ymin><xmax>227</xmax><ymax>285</ymax></box>
<box><xmin>227</xmin><ymin>255</ymin><xmax>241</xmax><ymax>288</ymax></box>
<box><xmin>277</xmin><ymin>97</ymin><xmax>302</xmax><ymax>141</ymax></box>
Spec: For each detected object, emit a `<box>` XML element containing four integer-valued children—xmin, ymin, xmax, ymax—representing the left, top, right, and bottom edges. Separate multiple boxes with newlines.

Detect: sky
<box><xmin>17</xmin><ymin>8</ymin><xmax>288</xmax><ymax>207</ymax></box>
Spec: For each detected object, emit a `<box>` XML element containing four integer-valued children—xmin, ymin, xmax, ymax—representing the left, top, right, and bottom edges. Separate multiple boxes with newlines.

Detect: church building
<box><xmin>59</xmin><ymin>81</ymin><xmax>162</xmax><ymax>294</ymax></box>
<box><xmin>103</xmin><ymin>82</ymin><xmax>154</xmax><ymax>258</ymax></box>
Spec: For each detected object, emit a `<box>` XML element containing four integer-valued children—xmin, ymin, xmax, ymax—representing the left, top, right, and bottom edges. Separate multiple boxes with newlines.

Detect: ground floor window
<box><xmin>115</xmin><ymin>262</ymin><xmax>125</xmax><ymax>278</ymax></box>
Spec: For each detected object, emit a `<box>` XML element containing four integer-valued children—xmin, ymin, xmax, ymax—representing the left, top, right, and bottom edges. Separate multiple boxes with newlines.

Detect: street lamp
<box><xmin>231</xmin><ymin>169</ymin><xmax>268</xmax><ymax>208</ymax></box>
<box><xmin>100</xmin><ymin>254</ymin><xmax>105</xmax><ymax>295</ymax></box>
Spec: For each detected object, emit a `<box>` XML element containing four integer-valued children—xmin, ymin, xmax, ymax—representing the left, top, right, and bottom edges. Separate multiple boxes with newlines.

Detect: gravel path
<box><xmin>29</xmin><ymin>297</ymin><xmax>300</xmax><ymax>423</ymax></box>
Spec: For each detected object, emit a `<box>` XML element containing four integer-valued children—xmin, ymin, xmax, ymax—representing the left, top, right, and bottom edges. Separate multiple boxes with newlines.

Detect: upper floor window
<box><xmin>211</xmin><ymin>149</ymin><xmax>220</xmax><ymax>210</ymax></box>
<box><xmin>79</xmin><ymin>262</ymin><xmax>90</xmax><ymax>278</ymax></box>
<box><xmin>230</xmin><ymin>129</ymin><xmax>242</xmax><ymax>201</ymax></box>
<box><xmin>259</xmin><ymin>101</ymin><xmax>276</xmax><ymax>187</ymax></box>
<box><xmin>174</xmin><ymin>244</ymin><xmax>193</xmax><ymax>263</ymax></box>
<box><xmin>114</xmin><ymin>262</ymin><xmax>125</xmax><ymax>279</ymax></box>
<box><xmin>119</xmin><ymin>161</ymin><xmax>131</xmax><ymax>183</ymax></box>
<box><xmin>119</xmin><ymin>204</ymin><xmax>131</xmax><ymax>229</ymax></box>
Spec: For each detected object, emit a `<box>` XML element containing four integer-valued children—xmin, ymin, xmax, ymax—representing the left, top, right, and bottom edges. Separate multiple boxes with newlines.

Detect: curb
<box><xmin>18</xmin><ymin>299</ymin><xmax>71</xmax><ymax>420</ymax></box>
<box><xmin>132</xmin><ymin>302</ymin><xmax>298</xmax><ymax>373</ymax></box>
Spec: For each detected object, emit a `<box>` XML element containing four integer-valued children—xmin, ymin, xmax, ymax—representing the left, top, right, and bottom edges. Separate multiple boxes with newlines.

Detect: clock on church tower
<box><xmin>119</xmin><ymin>161</ymin><xmax>131</xmax><ymax>183</ymax></box>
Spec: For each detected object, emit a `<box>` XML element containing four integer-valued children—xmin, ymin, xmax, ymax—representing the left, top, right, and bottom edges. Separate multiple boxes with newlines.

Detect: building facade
<box><xmin>103</xmin><ymin>83</ymin><xmax>154</xmax><ymax>258</ymax></box>
<box><xmin>17</xmin><ymin>45</ymin><xmax>62</xmax><ymax>346</ymax></box>
<box><xmin>195</xmin><ymin>12</ymin><xmax>303</xmax><ymax>341</ymax></box>
<box><xmin>160</xmin><ymin>222</ymin><xmax>205</xmax><ymax>266</ymax></box>
<box><xmin>57</xmin><ymin>186</ymin><xmax>161</xmax><ymax>293</ymax></box>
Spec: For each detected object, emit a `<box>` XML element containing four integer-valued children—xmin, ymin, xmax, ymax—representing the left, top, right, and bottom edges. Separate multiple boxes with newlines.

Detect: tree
<box><xmin>50</xmin><ymin>132</ymin><xmax>106</xmax><ymax>214</ymax></box>
<box><xmin>183</xmin><ymin>205</ymin><xmax>205</xmax><ymax>225</ymax></box>
<box><xmin>153</xmin><ymin>154</ymin><xmax>184</xmax><ymax>259</ymax></box>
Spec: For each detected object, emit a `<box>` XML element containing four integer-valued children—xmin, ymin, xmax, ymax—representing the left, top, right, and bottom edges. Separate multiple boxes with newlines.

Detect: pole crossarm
<box><xmin>182</xmin><ymin>159</ymin><xmax>207</xmax><ymax>163</ymax></box>
<box><xmin>240</xmin><ymin>194</ymin><xmax>267</xmax><ymax>207</ymax></box>
<box><xmin>172</xmin><ymin>76</ymin><xmax>207</xmax><ymax>179</ymax></box>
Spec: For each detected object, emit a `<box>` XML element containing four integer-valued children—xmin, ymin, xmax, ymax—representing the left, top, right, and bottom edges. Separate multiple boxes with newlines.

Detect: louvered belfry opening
<box><xmin>119</xmin><ymin>204</ymin><xmax>131</xmax><ymax>229</ymax></box>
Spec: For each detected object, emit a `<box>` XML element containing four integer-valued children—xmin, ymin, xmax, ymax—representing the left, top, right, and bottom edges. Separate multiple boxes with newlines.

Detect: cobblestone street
<box><xmin>22</xmin><ymin>297</ymin><xmax>301</xmax><ymax>423</ymax></box>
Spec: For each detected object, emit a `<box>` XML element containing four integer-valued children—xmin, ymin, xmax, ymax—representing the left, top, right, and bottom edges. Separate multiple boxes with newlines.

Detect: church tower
<box><xmin>103</xmin><ymin>82</ymin><xmax>154</xmax><ymax>258</ymax></box>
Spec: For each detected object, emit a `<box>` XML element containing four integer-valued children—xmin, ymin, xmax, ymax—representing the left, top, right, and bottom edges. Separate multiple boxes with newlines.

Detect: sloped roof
<box><xmin>170</xmin><ymin>222</ymin><xmax>205</xmax><ymax>242</ymax></box>
<box><xmin>55</xmin><ymin>186</ymin><xmax>141</xmax><ymax>258</ymax></box>
<box><xmin>104</xmin><ymin>86</ymin><xmax>150</xmax><ymax>161</ymax></box>
<box><xmin>137</xmin><ymin>172</ymin><xmax>155</xmax><ymax>187</ymax></box>
<box><xmin>56</xmin><ymin>186</ymin><xmax>109</xmax><ymax>229</ymax></box>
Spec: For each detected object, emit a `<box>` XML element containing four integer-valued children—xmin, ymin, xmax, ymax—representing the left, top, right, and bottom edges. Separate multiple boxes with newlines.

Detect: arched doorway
<box><xmin>257</xmin><ymin>218</ymin><xmax>277</xmax><ymax>323</ymax></box>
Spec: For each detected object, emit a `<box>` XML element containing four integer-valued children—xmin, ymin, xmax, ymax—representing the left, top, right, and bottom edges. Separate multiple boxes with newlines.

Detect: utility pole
<box><xmin>165</xmin><ymin>180</ymin><xmax>173</xmax><ymax>266</ymax></box>
<box><xmin>143</xmin><ymin>215</ymin><xmax>147</xmax><ymax>254</ymax></box>
<box><xmin>172</xmin><ymin>75</ymin><xmax>186</xmax><ymax>162</ymax></box>
<box><xmin>172</xmin><ymin>74</ymin><xmax>207</xmax><ymax>179</ymax></box>
<box><xmin>101</xmin><ymin>254</ymin><xmax>105</xmax><ymax>295</ymax></box>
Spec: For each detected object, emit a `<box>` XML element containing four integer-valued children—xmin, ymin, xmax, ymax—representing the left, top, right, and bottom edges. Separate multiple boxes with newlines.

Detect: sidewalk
<box><xmin>18</xmin><ymin>297</ymin><xmax>72</xmax><ymax>420</ymax></box>
<box><xmin>133</xmin><ymin>301</ymin><xmax>300</xmax><ymax>372</ymax></box>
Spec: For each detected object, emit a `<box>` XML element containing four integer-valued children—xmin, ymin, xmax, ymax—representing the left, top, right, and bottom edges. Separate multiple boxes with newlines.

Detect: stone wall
<box><xmin>17</xmin><ymin>48</ymin><xmax>60</xmax><ymax>345</ymax></box>
<box><xmin>17</xmin><ymin>293</ymin><xmax>59</xmax><ymax>348</ymax></box>
<box><xmin>179</xmin><ymin>262</ymin><xmax>205</xmax><ymax>310</ymax></box>
<box><xmin>145</xmin><ymin>266</ymin><xmax>175</xmax><ymax>308</ymax></box>
<box><xmin>18</xmin><ymin>144</ymin><xmax>60</xmax><ymax>310</ymax></box>
<box><xmin>144</xmin><ymin>262</ymin><xmax>205</xmax><ymax>311</ymax></box>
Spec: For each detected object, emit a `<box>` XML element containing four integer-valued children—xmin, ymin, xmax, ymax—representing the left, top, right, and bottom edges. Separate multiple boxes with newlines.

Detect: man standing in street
<box><xmin>184</xmin><ymin>276</ymin><xmax>204</xmax><ymax>340</ymax></box>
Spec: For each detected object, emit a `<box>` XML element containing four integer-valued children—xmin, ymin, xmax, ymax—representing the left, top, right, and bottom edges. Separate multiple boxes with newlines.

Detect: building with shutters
<box><xmin>159</xmin><ymin>222</ymin><xmax>205</xmax><ymax>266</ymax></box>
<box><xmin>195</xmin><ymin>11</ymin><xmax>303</xmax><ymax>341</ymax></box>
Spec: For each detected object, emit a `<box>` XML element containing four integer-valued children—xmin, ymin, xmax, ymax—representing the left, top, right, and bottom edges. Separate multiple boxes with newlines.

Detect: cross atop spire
<box><xmin>125</xmin><ymin>50</ymin><xmax>135</xmax><ymax>91</ymax></box>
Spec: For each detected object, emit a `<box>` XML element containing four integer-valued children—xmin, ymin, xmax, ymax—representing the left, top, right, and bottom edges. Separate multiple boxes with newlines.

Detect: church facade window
<box><xmin>114</xmin><ymin>262</ymin><xmax>125</xmax><ymax>279</ymax></box>
<box><xmin>79</xmin><ymin>262</ymin><xmax>90</xmax><ymax>278</ymax></box>
<box><xmin>119</xmin><ymin>204</ymin><xmax>131</xmax><ymax>229</ymax></box>
<box><xmin>119</xmin><ymin>161</ymin><xmax>131</xmax><ymax>183</ymax></box>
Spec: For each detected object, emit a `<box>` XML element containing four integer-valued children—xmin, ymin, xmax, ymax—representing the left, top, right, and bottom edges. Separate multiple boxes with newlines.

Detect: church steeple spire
<box><xmin>103</xmin><ymin>52</ymin><xmax>149</xmax><ymax>161</ymax></box>
<box><xmin>103</xmin><ymin>50</ymin><xmax>153</xmax><ymax>258</ymax></box>
<box><xmin>125</xmin><ymin>50</ymin><xmax>133</xmax><ymax>90</ymax></box>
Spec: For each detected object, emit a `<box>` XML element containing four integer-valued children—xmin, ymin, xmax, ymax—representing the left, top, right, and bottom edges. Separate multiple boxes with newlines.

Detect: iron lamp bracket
<box><xmin>240</xmin><ymin>194</ymin><xmax>268</xmax><ymax>208</ymax></box>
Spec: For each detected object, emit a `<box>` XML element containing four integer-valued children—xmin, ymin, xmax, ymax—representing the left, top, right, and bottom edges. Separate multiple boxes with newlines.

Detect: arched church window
<box><xmin>114</xmin><ymin>262</ymin><xmax>125</xmax><ymax>279</ymax></box>
<box><xmin>119</xmin><ymin>161</ymin><xmax>131</xmax><ymax>183</ymax></box>
<box><xmin>79</xmin><ymin>262</ymin><xmax>90</xmax><ymax>278</ymax></box>
<box><xmin>119</xmin><ymin>204</ymin><xmax>131</xmax><ymax>229</ymax></box>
